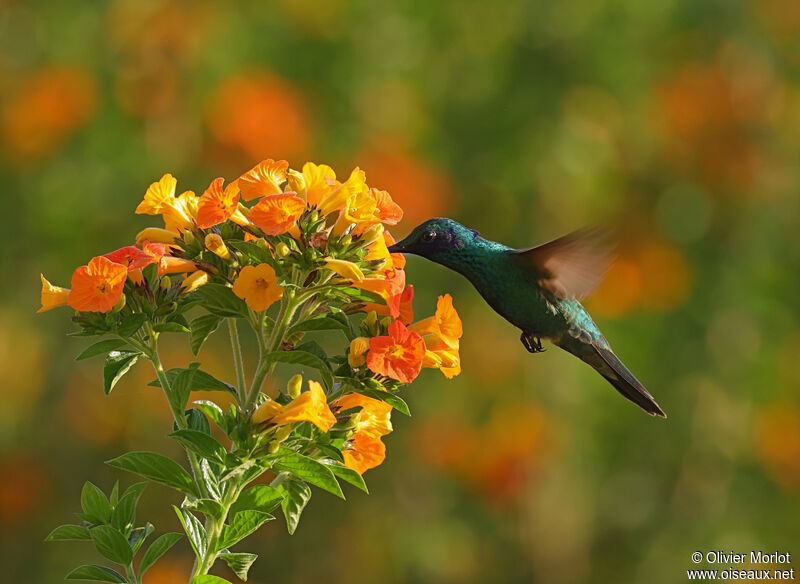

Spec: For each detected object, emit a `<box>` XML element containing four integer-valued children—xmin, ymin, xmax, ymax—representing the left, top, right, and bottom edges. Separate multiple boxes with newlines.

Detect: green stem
<box><xmin>227</xmin><ymin>318</ymin><xmax>247</xmax><ymax>406</ymax></box>
<box><xmin>189</xmin><ymin>485</ymin><xmax>242</xmax><ymax>580</ymax></box>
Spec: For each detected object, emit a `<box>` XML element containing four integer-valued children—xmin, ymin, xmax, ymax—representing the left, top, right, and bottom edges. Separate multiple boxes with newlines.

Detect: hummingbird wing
<box><xmin>514</xmin><ymin>228</ymin><xmax>614</xmax><ymax>299</ymax></box>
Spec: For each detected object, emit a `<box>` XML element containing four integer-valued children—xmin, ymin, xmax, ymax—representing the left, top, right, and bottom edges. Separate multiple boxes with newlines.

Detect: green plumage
<box><xmin>389</xmin><ymin>218</ymin><xmax>666</xmax><ymax>418</ymax></box>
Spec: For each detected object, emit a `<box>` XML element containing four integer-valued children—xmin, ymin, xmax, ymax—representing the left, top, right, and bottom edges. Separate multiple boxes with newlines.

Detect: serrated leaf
<box><xmin>195</xmin><ymin>283</ymin><xmax>249</xmax><ymax>318</ymax></box>
<box><xmin>81</xmin><ymin>482</ymin><xmax>111</xmax><ymax>524</ymax></box>
<box><xmin>170</xmin><ymin>429</ymin><xmax>226</xmax><ymax>463</ymax></box>
<box><xmin>65</xmin><ymin>564</ymin><xmax>127</xmax><ymax>583</ymax></box>
<box><xmin>322</xmin><ymin>460</ymin><xmax>369</xmax><ymax>494</ymax></box>
<box><xmin>117</xmin><ymin>313</ymin><xmax>147</xmax><ymax>337</ymax></box>
<box><xmin>45</xmin><ymin>524</ymin><xmax>91</xmax><ymax>541</ymax></box>
<box><xmin>153</xmin><ymin>322</ymin><xmax>190</xmax><ymax>333</ymax></box>
<box><xmin>174</xmin><ymin>506</ymin><xmax>207</xmax><ymax>558</ymax></box>
<box><xmin>219</xmin><ymin>552</ymin><xmax>258</xmax><ymax>581</ymax></box>
<box><xmin>106</xmin><ymin>452</ymin><xmax>198</xmax><ymax>497</ymax></box>
<box><xmin>356</xmin><ymin>388</ymin><xmax>410</xmax><ymax>416</ymax></box>
<box><xmin>111</xmin><ymin>482</ymin><xmax>147</xmax><ymax>534</ymax></box>
<box><xmin>76</xmin><ymin>339</ymin><xmax>128</xmax><ymax>361</ymax></box>
<box><xmin>90</xmin><ymin>525</ymin><xmax>133</xmax><ymax>565</ymax></box>
<box><xmin>139</xmin><ymin>532</ymin><xmax>183</xmax><ymax>578</ymax></box>
<box><xmin>190</xmin><ymin>314</ymin><xmax>222</xmax><ymax>356</ymax></box>
<box><xmin>217</xmin><ymin>510</ymin><xmax>274</xmax><ymax>551</ymax></box>
<box><xmin>263</xmin><ymin>349</ymin><xmax>333</xmax><ymax>390</ymax></box>
<box><xmin>277</xmin><ymin>477</ymin><xmax>311</xmax><ymax>535</ymax></box>
<box><xmin>103</xmin><ymin>351</ymin><xmax>140</xmax><ymax>395</ymax></box>
<box><xmin>149</xmin><ymin>368</ymin><xmax>236</xmax><ymax>395</ymax></box>
<box><xmin>274</xmin><ymin>453</ymin><xmax>344</xmax><ymax>499</ymax></box>
<box><xmin>229</xmin><ymin>485</ymin><xmax>282</xmax><ymax>515</ymax></box>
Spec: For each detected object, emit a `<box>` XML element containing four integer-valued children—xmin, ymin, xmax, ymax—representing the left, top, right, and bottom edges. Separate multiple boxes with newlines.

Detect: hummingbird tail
<box><xmin>555</xmin><ymin>337</ymin><xmax>667</xmax><ymax>418</ymax></box>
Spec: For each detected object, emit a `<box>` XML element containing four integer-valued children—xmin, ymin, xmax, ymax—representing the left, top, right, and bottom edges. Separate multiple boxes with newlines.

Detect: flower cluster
<box><xmin>40</xmin><ymin>159</ymin><xmax>462</xmax><ymax>583</ymax></box>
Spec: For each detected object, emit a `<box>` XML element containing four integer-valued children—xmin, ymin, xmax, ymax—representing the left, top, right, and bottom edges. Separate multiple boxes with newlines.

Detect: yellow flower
<box><xmin>38</xmin><ymin>274</ymin><xmax>70</xmax><ymax>313</ymax></box>
<box><xmin>181</xmin><ymin>271</ymin><xmax>209</xmax><ymax>293</ymax></box>
<box><xmin>330</xmin><ymin>393</ymin><xmax>392</xmax><ymax>438</ymax></box>
<box><xmin>232</xmin><ymin>263</ymin><xmax>283</xmax><ymax>311</ymax></box>
<box><xmin>162</xmin><ymin>190</ymin><xmax>197</xmax><ymax>232</ymax></box>
<box><xmin>342</xmin><ymin>433</ymin><xmax>386</xmax><ymax>475</ymax></box>
<box><xmin>135</xmin><ymin>227</ymin><xmax>179</xmax><ymax>246</ymax></box>
<box><xmin>324</xmin><ymin>258</ymin><xmax>364</xmax><ymax>281</ymax></box>
<box><xmin>158</xmin><ymin>257</ymin><xmax>199</xmax><ymax>275</ymax></box>
<box><xmin>410</xmin><ymin>294</ymin><xmax>463</xmax><ymax>350</ymax></box>
<box><xmin>331</xmin><ymin>188</ymin><xmax>378</xmax><ymax>236</ymax></box>
<box><xmin>423</xmin><ymin>345</ymin><xmax>461</xmax><ymax>379</ymax></box>
<box><xmin>302</xmin><ymin>162</ymin><xmax>337</xmax><ymax>206</ymax></box>
<box><xmin>347</xmin><ymin>337</ymin><xmax>369</xmax><ymax>368</ymax></box>
<box><xmin>238</xmin><ymin>159</ymin><xmax>289</xmax><ymax>201</ymax></box>
<box><xmin>204</xmin><ymin>233</ymin><xmax>231</xmax><ymax>260</ymax></box>
<box><xmin>252</xmin><ymin>380</ymin><xmax>335</xmax><ymax>431</ymax></box>
<box><xmin>317</xmin><ymin>167</ymin><xmax>367</xmax><ymax>217</ymax></box>
<box><xmin>135</xmin><ymin>173</ymin><xmax>177</xmax><ymax>215</ymax></box>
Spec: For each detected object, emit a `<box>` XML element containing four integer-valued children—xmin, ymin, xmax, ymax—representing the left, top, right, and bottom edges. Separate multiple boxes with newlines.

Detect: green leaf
<box><xmin>186</xmin><ymin>407</ymin><xmax>211</xmax><ymax>434</ymax></box>
<box><xmin>45</xmin><ymin>524</ymin><xmax>91</xmax><ymax>541</ymax></box>
<box><xmin>274</xmin><ymin>453</ymin><xmax>344</xmax><ymax>499</ymax></box>
<box><xmin>139</xmin><ymin>532</ymin><xmax>183</xmax><ymax>578</ymax></box>
<box><xmin>277</xmin><ymin>477</ymin><xmax>311</xmax><ymax>535</ymax></box>
<box><xmin>76</xmin><ymin>339</ymin><xmax>128</xmax><ymax>361</ymax></box>
<box><xmin>65</xmin><ymin>565</ymin><xmax>127</xmax><ymax>583</ymax></box>
<box><xmin>109</xmin><ymin>481</ymin><xmax>120</xmax><ymax>507</ymax></box>
<box><xmin>174</xmin><ymin>506</ymin><xmax>207</xmax><ymax>558</ymax></box>
<box><xmin>288</xmin><ymin>315</ymin><xmax>349</xmax><ymax>336</ymax></box>
<box><xmin>111</xmin><ymin>482</ymin><xmax>147</xmax><ymax>534</ymax></box>
<box><xmin>149</xmin><ymin>368</ymin><xmax>236</xmax><ymax>395</ymax></box>
<box><xmin>193</xmin><ymin>576</ymin><xmax>232</xmax><ymax>584</ymax></box>
<box><xmin>129</xmin><ymin>522</ymin><xmax>154</xmax><ymax>554</ymax></box>
<box><xmin>323</xmin><ymin>460</ymin><xmax>369</xmax><ymax>494</ymax></box>
<box><xmin>356</xmin><ymin>388</ymin><xmax>411</xmax><ymax>416</ymax></box>
<box><xmin>103</xmin><ymin>351</ymin><xmax>140</xmax><ymax>395</ymax></box>
<box><xmin>117</xmin><ymin>313</ymin><xmax>147</xmax><ymax>337</ymax></box>
<box><xmin>90</xmin><ymin>525</ymin><xmax>133</xmax><ymax>565</ymax></box>
<box><xmin>167</xmin><ymin>363</ymin><xmax>200</xmax><ymax>418</ymax></box>
<box><xmin>170</xmin><ymin>429</ymin><xmax>226</xmax><ymax>463</ymax></box>
<box><xmin>337</xmin><ymin>286</ymin><xmax>385</xmax><ymax>303</ymax></box>
<box><xmin>81</xmin><ymin>482</ymin><xmax>111</xmax><ymax>524</ymax></box>
<box><xmin>192</xmin><ymin>400</ymin><xmax>225</xmax><ymax>430</ymax></box>
<box><xmin>263</xmin><ymin>349</ymin><xmax>333</xmax><ymax>390</ymax></box>
<box><xmin>195</xmin><ymin>283</ymin><xmax>249</xmax><ymax>318</ymax></box>
<box><xmin>217</xmin><ymin>510</ymin><xmax>274</xmax><ymax>551</ymax></box>
<box><xmin>190</xmin><ymin>314</ymin><xmax>222</xmax><ymax>355</ymax></box>
<box><xmin>106</xmin><ymin>452</ymin><xmax>198</xmax><ymax>497</ymax></box>
<box><xmin>229</xmin><ymin>485</ymin><xmax>282</xmax><ymax>515</ymax></box>
<box><xmin>153</xmin><ymin>321</ymin><xmax>190</xmax><ymax>333</ymax></box>
<box><xmin>142</xmin><ymin>263</ymin><xmax>159</xmax><ymax>288</ymax></box>
<box><xmin>190</xmin><ymin>498</ymin><xmax>225</xmax><ymax>519</ymax></box>
<box><xmin>219</xmin><ymin>552</ymin><xmax>258</xmax><ymax>581</ymax></box>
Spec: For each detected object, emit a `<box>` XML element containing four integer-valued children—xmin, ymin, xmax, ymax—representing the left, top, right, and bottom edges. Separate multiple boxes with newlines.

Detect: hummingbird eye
<box><xmin>421</xmin><ymin>231</ymin><xmax>436</xmax><ymax>243</ymax></box>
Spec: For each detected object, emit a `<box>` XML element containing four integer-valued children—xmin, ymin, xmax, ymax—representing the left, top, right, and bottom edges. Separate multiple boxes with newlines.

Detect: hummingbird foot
<box><xmin>520</xmin><ymin>332</ymin><xmax>545</xmax><ymax>353</ymax></box>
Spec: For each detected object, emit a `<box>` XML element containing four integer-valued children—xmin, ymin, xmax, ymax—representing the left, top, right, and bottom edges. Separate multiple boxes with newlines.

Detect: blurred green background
<box><xmin>3</xmin><ymin>0</ymin><xmax>800</xmax><ymax>582</ymax></box>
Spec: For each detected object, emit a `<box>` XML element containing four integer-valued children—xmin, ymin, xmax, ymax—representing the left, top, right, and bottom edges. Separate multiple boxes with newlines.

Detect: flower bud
<box><xmin>276</xmin><ymin>242</ymin><xmax>291</xmax><ymax>257</ymax></box>
<box><xmin>256</xmin><ymin>238</ymin><xmax>269</xmax><ymax>251</ymax></box>
<box><xmin>160</xmin><ymin>276</ymin><xmax>172</xmax><ymax>291</ymax></box>
<box><xmin>267</xmin><ymin>440</ymin><xmax>281</xmax><ymax>454</ymax></box>
<box><xmin>360</xmin><ymin>223</ymin><xmax>384</xmax><ymax>248</ymax></box>
<box><xmin>274</xmin><ymin>425</ymin><xmax>292</xmax><ymax>442</ymax></box>
<box><xmin>181</xmin><ymin>271</ymin><xmax>209</xmax><ymax>293</ymax></box>
<box><xmin>309</xmin><ymin>210</ymin><xmax>319</xmax><ymax>223</ymax></box>
<box><xmin>183</xmin><ymin>230</ymin><xmax>196</xmax><ymax>247</ymax></box>
<box><xmin>380</xmin><ymin>316</ymin><xmax>393</xmax><ymax>330</ymax></box>
<box><xmin>155</xmin><ymin>301</ymin><xmax>178</xmax><ymax>316</ymax></box>
<box><xmin>287</xmin><ymin>374</ymin><xmax>303</xmax><ymax>399</ymax></box>
<box><xmin>348</xmin><ymin>337</ymin><xmax>369</xmax><ymax>368</ymax></box>
<box><xmin>339</xmin><ymin>234</ymin><xmax>352</xmax><ymax>247</ymax></box>
<box><xmin>205</xmin><ymin>233</ymin><xmax>231</xmax><ymax>260</ymax></box>
<box><xmin>135</xmin><ymin>227</ymin><xmax>179</xmax><ymax>246</ymax></box>
<box><xmin>364</xmin><ymin>310</ymin><xmax>379</xmax><ymax>335</ymax></box>
<box><xmin>325</xmin><ymin>259</ymin><xmax>364</xmax><ymax>281</ymax></box>
<box><xmin>113</xmin><ymin>293</ymin><xmax>127</xmax><ymax>313</ymax></box>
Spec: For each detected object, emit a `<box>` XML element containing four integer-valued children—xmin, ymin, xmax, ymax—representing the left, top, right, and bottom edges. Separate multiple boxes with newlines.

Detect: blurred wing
<box><xmin>515</xmin><ymin>228</ymin><xmax>615</xmax><ymax>299</ymax></box>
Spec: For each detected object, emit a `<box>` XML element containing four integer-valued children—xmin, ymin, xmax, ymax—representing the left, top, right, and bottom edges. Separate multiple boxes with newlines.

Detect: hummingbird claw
<box><xmin>520</xmin><ymin>332</ymin><xmax>545</xmax><ymax>353</ymax></box>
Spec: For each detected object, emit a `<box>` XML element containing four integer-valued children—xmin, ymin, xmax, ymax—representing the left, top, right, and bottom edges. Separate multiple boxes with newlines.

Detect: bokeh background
<box><xmin>3</xmin><ymin>0</ymin><xmax>800</xmax><ymax>582</ymax></box>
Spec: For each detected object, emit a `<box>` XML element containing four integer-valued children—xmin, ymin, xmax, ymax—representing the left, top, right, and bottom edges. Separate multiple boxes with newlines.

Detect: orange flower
<box><xmin>342</xmin><ymin>432</ymin><xmax>386</xmax><ymax>475</ymax></box>
<box><xmin>68</xmin><ymin>256</ymin><xmax>127</xmax><ymax>313</ymax></box>
<box><xmin>252</xmin><ymin>380</ymin><xmax>335</xmax><ymax>431</ymax></box>
<box><xmin>248</xmin><ymin>193</ymin><xmax>306</xmax><ymax>236</ymax></box>
<box><xmin>410</xmin><ymin>294</ymin><xmax>462</xmax><ymax>350</ymax></box>
<box><xmin>347</xmin><ymin>337</ymin><xmax>370</xmax><ymax>368</ymax></box>
<box><xmin>371</xmin><ymin>188</ymin><xmax>403</xmax><ymax>225</ymax></box>
<box><xmin>232</xmin><ymin>263</ymin><xmax>283</xmax><ymax>311</ymax></box>
<box><xmin>330</xmin><ymin>393</ymin><xmax>392</xmax><ymax>437</ymax></box>
<box><xmin>357</xmin><ymin>268</ymin><xmax>406</xmax><ymax>319</ymax></box>
<box><xmin>162</xmin><ymin>191</ymin><xmax>198</xmax><ymax>232</ymax></box>
<box><xmin>317</xmin><ymin>167</ymin><xmax>367</xmax><ymax>216</ymax></box>
<box><xmin>238</xmin><ymin>159</ymin><xmax>289</xmax><ymax>201</ymax></box>
<box><xmin>383</xmin><ymin>231</ymin><xmax>406</xmax><ymax>270</ymax></box>
<box><xmin>332</xmin><ymin>188</ymin><xmax>378</xmax><ymax>236</ymax></box>
<box><xmin>367</xmin><ymin>320</ymin><xmax>425</xmax><ymax>383</ymax></box>
<box><xmin>302</xmin><ymin>161</ymin><xmax>337</xmax><ymax>206</ymax></box>
<box><xmin>158</xmin><ymin>256</ymin><xmax>198</xmax><ymax>275</ymax></box>
<box><xmin>134</xmin><ymin>174</ymin><xmax>196</xmax><ymax>231</ymax></box>
<box><xmin>196</xmin><ymin>178</ymin><xmax>241</xmax><ymax>229</ymax></box>
<box><xmin>104</xmin><ymin>245</ymin><xmax>156</xmax><ymax>272</ymax></box>
<box><xmin>38</xmin><ymin>275</ymin><xmax>70</xmax><ymax>313</ymax></box>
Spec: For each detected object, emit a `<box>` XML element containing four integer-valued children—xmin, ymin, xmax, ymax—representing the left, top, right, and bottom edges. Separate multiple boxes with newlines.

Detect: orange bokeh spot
<box><xmin>206</xmin><ymin>71</ymin><xmax>311</xmax><ymax>161</ymax></box>
<box><xmin>0</xmin><ymin>454</ymin><xmax>45</xmax><ymax>524</ymax></box>
<box><xmin>1</xmin><ymin>67</ymin><xmax>96</xmax><ymax>162</ymax></box>
<box><xmin>756</xmin><ymin>405</ymin><xmax>800</xmax><ymax>491</ymax></box>
<box><xmin>584</xmin><ymin>257</ymin><xmax>642</xmax><ymax>318</ymax></box>
<box><xmin>636</xmin><ymin>242</ymin><xmax>692</xmax><ymax>312</ymax></box>
<box><xmin>356</xmin><ymin>147</ymin><xmax>454</xmax><ymax>228</ymax></box>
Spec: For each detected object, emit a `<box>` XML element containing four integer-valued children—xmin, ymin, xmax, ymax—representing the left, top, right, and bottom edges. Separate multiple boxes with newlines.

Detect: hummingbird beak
<box><xmin>388</xmin><ymin>235</ymin><xmax>411</xmax><ymax>254</ymax></box>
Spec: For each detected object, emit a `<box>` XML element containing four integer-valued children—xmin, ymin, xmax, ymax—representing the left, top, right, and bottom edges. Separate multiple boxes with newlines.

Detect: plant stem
<box><xmin>227</xmin><ymin>318</ymin><xmax>247</xmax><ymax>405</ymax></box>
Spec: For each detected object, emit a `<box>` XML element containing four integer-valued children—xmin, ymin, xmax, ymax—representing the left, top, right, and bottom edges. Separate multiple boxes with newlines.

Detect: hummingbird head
<box><xmin>388</xmin><ymin>218</ymin><xmax>479</xmax><ymax>265</ymax></box>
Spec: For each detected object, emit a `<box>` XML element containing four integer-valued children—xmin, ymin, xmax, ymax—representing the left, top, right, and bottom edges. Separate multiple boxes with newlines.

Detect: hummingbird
<box><xmin>388</xmin><ymin>218</ymin><xmax>666</xmax><ymax>418</ymax></box>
